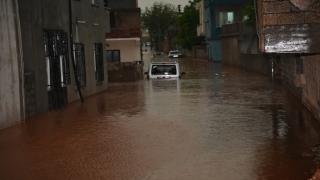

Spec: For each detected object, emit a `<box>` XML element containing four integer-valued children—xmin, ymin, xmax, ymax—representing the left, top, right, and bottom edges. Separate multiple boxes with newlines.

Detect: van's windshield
<box><xmin>151</xmin><ymin>65</ymin><xmax>177</xmax><ymax>75</ymax></box>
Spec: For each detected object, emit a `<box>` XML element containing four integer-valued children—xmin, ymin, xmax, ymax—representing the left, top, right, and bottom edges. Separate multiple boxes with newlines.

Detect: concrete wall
<box><xmin>205</xmin><ymin>2</ymin><xmax>249</xmax><ymax>62</ymax></box>
<box><xmin>221</xmin><ymin>34</ymin><xmax>241</xmax><ymax>66</ymax></box>
<box><xmin>106</xmin><ymin>39</ymin><xmax>141</xmax><ymax>62</ymax></box>
<box><xmin>194</xmin><ymin>46</ymin><xmax>207</xmax><ymax>59</ymax></box>
<box><xmin>18</xmin><ymin>0</ymin><xmax>70</xmax><ymax>115</ymax></box>
<box><xmin>70</xmin><ymin>0</ymin><xmax>109</xmax><ymax>101</ymax></box>
<box><xmin>106</xmin><ymin>8</ymin><xmax>141</xmax><ymax>59</ymax></box>
<box><xmin>17</xmin><ymin>0</ymin><xmax>109</xmax><ymax>119</ymax></box>
<box><xmin>221</xmin><ymin>22</ymin><xmax>259</xmax><ymax>66</ymax></box>
<box><xmin>303</xmin><ymin>55</ymin><xmax>320</xmax><ymax>120</ymax></box>
<box><xmin>220</xmin><ymin>22</ymin><xmax>270</xmax><ymax>77</ymax></box>
<box><xmin>196</xmin><ymin>0</ymin><xmax>205</xmax><ymax>36</ymax></box>
<box><xmin>0</xmin><ymin>0</ymin><xmax>24</xmax><ymax>128</ymax></box>
<box><xmin>106</xmin><ymin>9</ymin><xmax>141</xmax><ymax>37</ymax></box>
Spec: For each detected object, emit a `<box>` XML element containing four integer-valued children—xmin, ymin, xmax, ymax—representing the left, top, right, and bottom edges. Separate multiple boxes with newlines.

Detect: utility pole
<box><xmin>156</xmin><ymin>15</ymin><xmax>161</xmax><ymax>51</ymax></box>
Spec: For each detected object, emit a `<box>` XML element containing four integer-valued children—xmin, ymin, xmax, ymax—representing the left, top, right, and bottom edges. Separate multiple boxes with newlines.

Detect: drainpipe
<box><xmin>69</xmin><ymin>0</ymin><xmax>84</xmax><ymax>102</ymax></box>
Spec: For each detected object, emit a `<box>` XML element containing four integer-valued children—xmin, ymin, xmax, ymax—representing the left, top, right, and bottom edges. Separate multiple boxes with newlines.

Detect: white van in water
<box><xmin>145</xmin><ymin>62</ymin><xmax>185</xmax><ymax>79</ymax></box>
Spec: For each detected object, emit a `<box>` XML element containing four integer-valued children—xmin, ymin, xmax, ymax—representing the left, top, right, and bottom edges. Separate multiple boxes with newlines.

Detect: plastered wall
<box><xmin>0</xmin><ymin>0</ymin><xmax>24</xmax><ymax>128</ymax></box>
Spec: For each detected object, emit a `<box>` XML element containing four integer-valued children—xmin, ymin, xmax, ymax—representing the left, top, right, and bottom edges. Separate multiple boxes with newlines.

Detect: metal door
<box><xmin>44</xmin><ymin>31</ymin><xmax>70</xmax><ymax>110</ymax></box>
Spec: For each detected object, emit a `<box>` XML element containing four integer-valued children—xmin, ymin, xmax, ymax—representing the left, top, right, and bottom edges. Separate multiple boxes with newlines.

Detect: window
<box><xmin>44</xmin><ymin>31</ymin><xmax>71</xmax><ymax>91</ymax></box>
<box><xmin>151</xmin><ymin>65</ymin><xmax>177</xmax><ymax>75</ymax></box>
<box><xmin>110</xmin><ymin>12</ymin><xmax>116</xmax><ymax>28</ymax></box>
<box><xmin>94</xmin><ymin>43</ymin><xmax>104</xmax><ymax>82</ymax></box>
<box><xmin>219</xmin><ymin>12</ymin><xmax>234</xmax><ymax>27</ymax></box>
<box><xmin>106</xmin><ymin>50</ymin><xmax>120</xmax><ymax>62</ymax></box>
<box><xmin>73</xmin><ymin>43</ymin><xmax>86</xmax><ymax>87</ymax></box>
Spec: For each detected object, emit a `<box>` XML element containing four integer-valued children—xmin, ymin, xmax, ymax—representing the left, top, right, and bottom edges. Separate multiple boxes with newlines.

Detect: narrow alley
<box><xmin>1</xmin><ymin>52</ymin><xmax>320</xmax><ymax>180</ymax></box>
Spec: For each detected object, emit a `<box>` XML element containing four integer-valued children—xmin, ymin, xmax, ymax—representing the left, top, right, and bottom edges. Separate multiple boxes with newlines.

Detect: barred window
<box><xmin>94</xmin><ymin>43</ymin><xmax>104</xmax><ymax>83</ymax></box>
<box><xmin>73</xmin><ymin>43</ymin><xmax>86</xmax><ymax>87</ymax></box>
<box><xmin>44</xmin><ymin>31</ymin><xmax>71</xmax><ymax>91</ymax></box>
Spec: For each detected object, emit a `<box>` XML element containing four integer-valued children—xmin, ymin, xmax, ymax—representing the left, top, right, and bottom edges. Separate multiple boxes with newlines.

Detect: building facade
<box><xmin>203</xmin><ymin>0</ymin><xmax>250</xmax><ymax>62</ymax></box>
<box><xmin>257</xmin><ymin>0</ymin><xmax>320</xmax><ymax>120</ymax></box>
<box><xmin>0</xmin><ymin>0</ymin><xmax>24</xmax><ymax>128</ymax></box>
<box><xmin>106</xmin><ymin>8</ymin><xmax>142</xmax><ymax>63</ymax></box>
<box><xmin>197</xmin><ymin>0</ymin><xmax>206</xmax><ymax>37</ymax></box>
<box><xmin>106</xmin><ymin>0</ymin><xmax>143</xmax><ymax>82</ymax></box>
<box><xmin>0</xmin><ymin>0</ymin><xmax>110</xmax><ymax>129</ymax></box>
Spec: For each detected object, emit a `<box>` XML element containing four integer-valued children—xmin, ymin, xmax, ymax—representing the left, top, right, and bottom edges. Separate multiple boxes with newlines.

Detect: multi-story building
<box><xmin>0</xmin><ymin>0</ymin><xmax>110</xmax><ymax>129</ymax></box>
<box><xmin>106</xmin><ymin>0</ymin><xmax>143</xmax><ymax>82</ymax></box>
<box><xmin>203</xmin><ymin>0</ymin><xmax>250</xmax><ymax>62</ymax></box>
<box><xmin>197</xmin><ymin>0</ymin><xmax>206</xmax><ymax>37</ymax></box>
<box><xmin>257</xmin><ymin>0</ymin><xmax>320</xmax><ymax>121</ymax></box>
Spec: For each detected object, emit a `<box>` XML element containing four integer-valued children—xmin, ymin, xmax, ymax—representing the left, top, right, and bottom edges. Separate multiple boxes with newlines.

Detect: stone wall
<box><xmin>106</xmin><ymin>9</ymin><xmax>141</xmax><ymax>39</ymax></box>
<box><xmin>302</xmin><ymin>55</ymin><xmax>320</xmax><ymax>120</ymax></box>
<box><xmin>108</xmin><ymin>62</ymin><xmax>143</xmax><ymax>82</ymax></box>
<box><xmin>280</xmin><ymin>54</ymin><xmax>303</xmax><ymax>98</ymax></box>
<box><xmin>258</xmin><ymin>0</ymin><xmax>320</xmax><ymax>53</ymax></box>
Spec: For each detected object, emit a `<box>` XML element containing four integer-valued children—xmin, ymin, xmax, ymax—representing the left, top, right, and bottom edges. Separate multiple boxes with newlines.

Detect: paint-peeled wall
<box><xmin>0</xmin><ymin>0</ymin><xmax>24</xmax><ymax>128</ymax></box>
<box><xmin>258</xmin><ymin>0</ymin><xmax>320</xmax><ymax>53</ymax></box>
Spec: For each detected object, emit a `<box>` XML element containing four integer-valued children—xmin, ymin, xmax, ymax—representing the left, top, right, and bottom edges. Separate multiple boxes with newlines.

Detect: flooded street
<box><xmin>1</xmin><ymin>51</ymin><xmax>320</xmax><ymax>180</ymax></box>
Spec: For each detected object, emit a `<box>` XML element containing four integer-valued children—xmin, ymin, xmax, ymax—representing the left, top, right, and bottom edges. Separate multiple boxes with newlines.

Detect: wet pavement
<box><xmin>1</xmin><ymin>51</ymin><xmax>320</xmax><ymax>180</ymax></box>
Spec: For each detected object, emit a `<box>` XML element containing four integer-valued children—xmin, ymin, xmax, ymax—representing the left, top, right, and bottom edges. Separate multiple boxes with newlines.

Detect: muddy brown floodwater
<box><xmin>1</xmin><ymin>53</ymin><xmax>320</xmax><ymax>180</ymax></box>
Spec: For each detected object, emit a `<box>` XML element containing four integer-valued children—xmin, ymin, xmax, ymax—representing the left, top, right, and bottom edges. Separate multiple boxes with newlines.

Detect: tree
<box><xmin>241</xmin><ymin>0</ymin><xmax>256</xmax><ymax>28</ymax></box>
<box><xmin>241</xmin><ymin>0</ymin><xmax>258</xmax><ymax>54</ymax></box>
<box><xmin>141</xmin><ymin>2</ymin><xmax>177</xmax><ymax>50</ymax></box>
<box><xmin>176</xmin><ymin>0</ymin><xmax>202</xmax><ymax>50</ymax></box>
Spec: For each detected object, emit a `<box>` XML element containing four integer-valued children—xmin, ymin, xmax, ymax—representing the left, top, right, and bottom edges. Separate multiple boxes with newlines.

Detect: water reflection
<box><xmin>0</xmin><ymin>58</ymin><xmax>320</xmax><ymax>180</ymax></box>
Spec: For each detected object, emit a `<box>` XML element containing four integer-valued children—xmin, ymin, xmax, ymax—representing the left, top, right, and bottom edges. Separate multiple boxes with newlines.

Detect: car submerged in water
<box><xmin>144</xmin><ymin>62</ymin><xmax>185</xmax><ymax>79</ymax></box>
<box><xmin>168</xmin><ymin>50</ymin><xmax>183</xmax><ymax>58</ymax></box>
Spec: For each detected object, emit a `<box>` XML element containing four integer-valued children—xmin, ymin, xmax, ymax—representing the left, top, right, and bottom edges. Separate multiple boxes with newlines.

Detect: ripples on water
<box><xmin>0</xmin><ymin>58</ymin><xmax>320</xmax><ymax>180</ymax></box>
